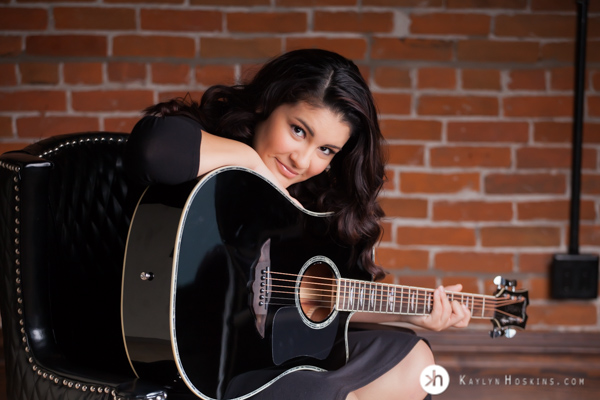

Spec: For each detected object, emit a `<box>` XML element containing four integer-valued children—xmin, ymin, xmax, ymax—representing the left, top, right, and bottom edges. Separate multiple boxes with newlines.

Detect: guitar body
<box><xmin>121</xmin><ymin>167</ymin><xmax>370</xmax><ymax>399</ymax></box>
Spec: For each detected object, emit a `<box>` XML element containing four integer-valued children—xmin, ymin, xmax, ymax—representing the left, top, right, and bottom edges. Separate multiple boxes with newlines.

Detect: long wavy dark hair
<box><xmin>145</xmin><ymin>49</ymin><xmax>387</xmax><ymax>279</ymax></box>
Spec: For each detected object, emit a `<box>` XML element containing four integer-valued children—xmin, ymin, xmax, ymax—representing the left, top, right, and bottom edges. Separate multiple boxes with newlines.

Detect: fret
<box><xmin>359</xmin><ymin>282</ymin><xmax>365</xmax><ymax>310</ymax></box>
<box><xmin>470</xmin><ymin>295</ymin><xmax>474</xmax><ymax>314</ymax></box>
<box><xmin>387</xmin><ymin>286</ymin><xmax>395</xmax><ymax>313</ymax></box>
<box><xmin>482</xmin><ymin>297</ymin><xmax>485</xmax><ymax>318</ymax></box>
<box><xmin>399</xmin><ymin>286</ymin><xmax>404</xmax><ymax>314</ymax></box>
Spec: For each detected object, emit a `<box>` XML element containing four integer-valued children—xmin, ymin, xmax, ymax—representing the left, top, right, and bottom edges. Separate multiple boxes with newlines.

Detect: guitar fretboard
<box><xmin>336</xmin><ymin>278</ymin><xmax>496</xmax><ymax>319</ymax></box>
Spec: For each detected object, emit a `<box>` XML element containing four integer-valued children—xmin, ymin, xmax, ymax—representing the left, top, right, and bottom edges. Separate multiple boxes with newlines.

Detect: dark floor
<box><xmin>1</xmin><ymin>328</ymin><xmax>599</xmax><ymax>399</ymax></box>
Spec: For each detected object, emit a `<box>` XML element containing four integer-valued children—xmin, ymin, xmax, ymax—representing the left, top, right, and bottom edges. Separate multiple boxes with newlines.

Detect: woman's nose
<box><xmin>290</xmin><ymin>149</ymin><xmax>311</xmax><ymax>169</ymax></box>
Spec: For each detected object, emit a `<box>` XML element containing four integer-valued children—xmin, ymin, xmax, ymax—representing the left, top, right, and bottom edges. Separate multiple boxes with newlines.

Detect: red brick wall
<box><xmin>1</xmin><ymin>0</ymin><xmax>599</xmax><ymax>333</ymax></box>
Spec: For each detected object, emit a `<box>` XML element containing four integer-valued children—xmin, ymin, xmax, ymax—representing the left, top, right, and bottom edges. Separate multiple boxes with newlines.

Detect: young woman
<box><xmin>125</xmin><ymin>49</ymin><xmax>471</xmax><ymax>400</ymax></box>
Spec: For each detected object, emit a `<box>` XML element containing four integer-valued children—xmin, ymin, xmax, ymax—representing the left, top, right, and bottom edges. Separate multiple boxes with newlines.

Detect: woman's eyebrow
<box><xmin>296</xmin><ymin>117</ymin><xmax>343</xmax><ymax>150</ymax></box>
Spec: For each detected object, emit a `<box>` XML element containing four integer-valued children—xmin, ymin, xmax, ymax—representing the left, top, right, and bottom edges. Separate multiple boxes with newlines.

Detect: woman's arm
<box><xmin>125</xmin><ymin>115</ymin><xmax>284</xmax><ymax>191</ymax></box>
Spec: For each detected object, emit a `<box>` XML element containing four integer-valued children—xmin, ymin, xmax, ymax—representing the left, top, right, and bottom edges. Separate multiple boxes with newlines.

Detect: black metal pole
<box><xmin>569</xmin><ymin>0</ymin><xmax>589</xmax><ymax>255</ymax></box>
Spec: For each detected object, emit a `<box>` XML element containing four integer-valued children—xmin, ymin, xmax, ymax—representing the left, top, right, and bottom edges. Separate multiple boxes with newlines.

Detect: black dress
<box><xmin>125</xmin><ymin>115</ymin><xmax>429</xmax><ymax>400</ymax></box>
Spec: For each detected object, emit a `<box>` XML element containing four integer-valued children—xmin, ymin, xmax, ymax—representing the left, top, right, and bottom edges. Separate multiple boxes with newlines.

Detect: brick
<box><xmin>380</xmin><ymin>221</ymin><xmax>392</xmax><ymax>243</ymax></box>
<box><xmin>151</xmin><ymin>63</ymin><xmax>190</xmax><ymax>85</ymax></box>
<box><xmin>519</xmin><ymin>252</ymin><xmax>553</xmax><ymax>273</ymax></box>
<box><xmin>447</xmin><ymin>121</ymin><xmax>528</xmax><ymax>143</ymax></box>
<box><xmin>114</xmin><ymin>35</ymin><xmax>195</xmax><ymax>58</ymax></box>
<box><xmin>516</xmin><ymin>147</ymin><xmax>597</xmax><ymax>169</ymax></box>
<box><xmin>462</xmin><ymin>69</ymin><xmax>501</xmax><ymax>90</ymax></box>
<box><xmin>380</xmin><ymin>119</ymin><xmax>442</xmax><ymax>141</ymax></box>
<box><xmin>504</xmin><ymin>96</ymin><xmax>572</xmax><ymax>117</ymax></box>
<box><xmin>26</xmin><ymin>35</ymin><xmax>107</xmax><ymax>57</ymax></box>
<box><xmin>530</xmin><ymin>0</ymin><xmax>576</xmax><ymax>11</ymax></box>
<box><xmin>286</xmin><ymin>38</ymin><xmax>367</xmax><ymax>60</ymax></box>
<box><xmin>417</xmin><ymin>67</ymin><xmax>456</xmax><ymax>89</ymax></box>
<box><xmin>457</xmin><ymin>40</ymin><xmax>539</xmax><ymax>63</ymax></box>
<box><xmin>582</xmin><ymin>174</ymin><xmax>600</xmax><ymax>194</ymax></box>
<box><xmin>379</xmin><ymin>197</ymin><xmax>428</xmax><ymax>218</ymax></box>
<box><xmin>495</xmin><ymin>14</ymin><xmax>575</xmax><ymax>38</ymax></box>
<box><xmin>364</xmin><ymin>0</ymin><xmax>443</xmax><ymax>5</ymax></box>
<box><xmin>230</xmin><ymin>11</ymin><xmax>306</xmax><ymax>34</ymax></box>
<box><xmin>0</xmin><ymin>64</ymin><xmax>17</xmax><ymax>86</ymax></box>
<box><xmin>485</xmin><ymin>173</ymin><xmax>566</xmax><ymax>194</ymax></box>
<box><xmin>373</xmin><ymin>93</ymin><xmax>411</xmax><ymax>115</ymax></box>
<box><xmin>386</xmin><ymin>144</ymin><xmax>424</xmax><ymax>165</ymax></box>
<box><xmin>0</xmin><ymin>90</ymin><xmax>66</xmax><ymax>111</ymax></box>
<box><xmin>383</xmin><ymin>169</ymin><xmax>396</xmax><ymax>192</ymax></box>
<box><xmin>550</xmin><ymin>67</ymin><xmax>575</xmax><ymax>91</ymax></box>
<box><xmin>410</xmin><ymin>13</ymin><xmax>491</xmax><ymax>35</ymax></box>
<box><xmin>508</xmin><ymin>69</ymin><xmax>546</xmax><ymax>91</ymax></box>
<box><xmin>482</xmin><ymin>226</ymin><xmax>561</xmax><ymax>247</ymax></box>
<box><xmin>373</xmin><ymin>66</ymin><xmax>412</xmax><ymax>89</ymax></box>
<box><xmin>104</xmin><ymin>117</ymin><xmax>141</xmax><ymax>133</ymax></box>
<box><xmin>580</xmin><ymin>225</ymin><xmax>600</xmax><ymax>247</ymax></box>
<box><xmin>418</xmin><ymin>95</ymin><xmax>498</xmax><ymax>116</ymax></box>
<box><xmin>517</xmin><ymin>200</ymin><xmax>596</xmax><ymax>221</ymax></box>
<box><xmin>430</xmin><ymin>146</ymin><xmax>511</xmax><ymax>167</ymax></box>
<box><xmin>401</xmin><ymin>172</ymin><xmax>480</xmax><ymax>194</ymax></box>
<box><xmin>433</xmin><ymin>201</ymin><xmax>513</xmax><ymax>222</ymax></box>
<box><xmin>593</xmin><ymin>70</ymin><xmax>600</xmax><ymax>91</ymax></box>
<box><xmin>201</xmin><ymin>37</ymin><xmax>281</xmax><ymax>59</ymax></box>
<box><xmin>396</xmin><ymin>226</ymin><xmax>476</xmax><ymax>246</ymax></box>
<box><xmin>436</xmin><ymin>251</ymin><xmax>513</xmax><ymax>273</ymax></box>
<box><xmin>71</xmin><ymin>90</ymin><xmax>154</xmax><ymax>112</ymax></box>
<box><xmin>372</xmin><ymin>38</ymin><xmax>453</xmax><ymax>61</ymax></box>
<box><xmin>540</xmin><ymin>42</ymin><xmax>573</xmax><ymax>63</ymax></box>
<box><xmin>196</xmin><ymin>65</ymin><xmax>236</xmax><ymax>86</ymax></box>
<box><xmin>584</xmin><ymin>123</ymin><xmax>600</xmax><ymax>143</ymax></box>
<box><xmin>141</xmin><ymin>9</ymin><xmax>221</xmax><ymax>32</ymax></box>
<box><xmin>394</xmin><ymin>275</ymin><xmax>437</xmax><ymax>290</ymax></box>
<box><xmin>0</xmin><ymin>117</ymin><xmax>12</xmax><ymax>137</ymax></box>
<box><xmin>0</xmin><ymin>7</ymin><xmax>47</xmax><ymax>30</ymax></box>
<box><xmin>107</xmin><ymin>62</ymin><xmax>147</xmax><ymax>83</ymax></box>
<box><xmin>447</xmin><ymin>0</ymin><xmax>526</xmax><ymax>8</ymax></box>
<box><xmin>54</xmin><ymin>7</ymin><xmax>135</xmax><ymax>30</ymax></box>
<box><xmin>63</xmin><ymin>62</ymin><xmax>103</xmax><ymax>85</ymax></box>
<box><xmin>314</xmin><ymin>11</ymin><xmax>394</xmax><ymax>33</ymax></box>
<box><xmin>0</xmin><ymin>36</ymin><xmax>22</xmax><ymax>57</ymax></box>
<box><xmin>588</xmin><ymin>95</ymin><xmax>600</xmax><ymax>117</ymax></box>
<box><xmin>528</xmin><ymin>303</ymin><xmax>597</xmax><ymax>326</ymax></box>
<box><xmin>441</xmin><ymin>276</ymin><xmax>480</xmax><ymax>296</ymax></box>
<box><xmin>16</xmin><ymin>117</ymin><xmax>99</xmax><ymax>137</ymax></box>
<box><xmin>533</xmin><ymin>121</ymin><xmax>570</xmax><ymax>143</ymax></box>
<box><xmin>527</xmin><ymin>277</ymin><xmax>551</xmax><ymax>300</ymax></box>
<box><xmin>192</xmin><ymin>0</ymin><xmax>269</xmax><ymax>4</ymax></box>
<box><xmin>19</xmin><ymin>62</ymin><xmax>60</xmax><ymax>84</ymax></box>
<box><xmin>375</xmin><ymin>248</ymin><xmax>430</xmax><ymax>271</ymax></box>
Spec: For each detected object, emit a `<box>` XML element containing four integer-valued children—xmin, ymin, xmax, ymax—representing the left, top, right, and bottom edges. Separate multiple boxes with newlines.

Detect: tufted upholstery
<box><xmin>0</xmin><ymin>133</ymin><xmax>195</xmax><ymax>400</ymax></box>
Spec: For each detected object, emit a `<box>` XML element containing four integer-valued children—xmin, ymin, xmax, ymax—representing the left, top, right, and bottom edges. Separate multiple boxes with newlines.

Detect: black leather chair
<box><xmin>0</xmin><ymin>133</ymin><xmax>195</xmax><ymax>400</ymax></box>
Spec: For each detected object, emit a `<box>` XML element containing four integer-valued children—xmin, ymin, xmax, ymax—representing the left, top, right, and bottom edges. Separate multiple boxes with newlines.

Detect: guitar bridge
<box><xmin>250</xmin><ymin>239</ymin><xmax>272</xmax><ymax>338</ymax></box>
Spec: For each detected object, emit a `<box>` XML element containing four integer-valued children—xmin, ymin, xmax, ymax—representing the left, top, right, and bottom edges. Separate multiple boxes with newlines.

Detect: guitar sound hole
<box><xmin>299</xmin><ymin>262</ymin><xmax>336</xmax><ymax>323</ymax></box>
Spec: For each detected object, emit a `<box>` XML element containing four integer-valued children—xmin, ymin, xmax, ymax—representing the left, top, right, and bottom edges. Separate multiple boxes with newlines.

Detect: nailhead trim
<box><xmin>2</xmin><ymin>135</ymin><xmax>154</xmax><ymax>399</ymax></box>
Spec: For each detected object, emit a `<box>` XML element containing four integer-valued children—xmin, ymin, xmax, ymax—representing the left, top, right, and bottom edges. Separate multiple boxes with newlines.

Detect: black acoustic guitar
<box><xmin>121</xmin><ymin>166</ymin><xmax>529</xmax><ymax>400</ymax></box>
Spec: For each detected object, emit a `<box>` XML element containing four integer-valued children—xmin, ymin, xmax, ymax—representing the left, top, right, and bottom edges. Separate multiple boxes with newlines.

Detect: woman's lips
<box><xmin>275</xmin><ymin>158</ymin><xmax>298</xmax><ymax>179</ymax></box>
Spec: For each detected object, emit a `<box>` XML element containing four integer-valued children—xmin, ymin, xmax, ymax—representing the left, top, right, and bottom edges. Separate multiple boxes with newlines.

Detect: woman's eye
<box><xmin>320</xmin><ymin>147</ymin><xmax>334</xmax><ymax>156</ymax></box>
<box><xmin>292</xmin><ymin>125</ymin><xmax>305</xmax><ymax>138</ymax></box>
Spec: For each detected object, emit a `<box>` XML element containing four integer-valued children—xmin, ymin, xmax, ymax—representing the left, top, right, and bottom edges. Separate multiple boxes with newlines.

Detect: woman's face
<box><xmin>253</xmin><ymin>102</ymin><xmax>351</xmax><ymax>188</ymax></box>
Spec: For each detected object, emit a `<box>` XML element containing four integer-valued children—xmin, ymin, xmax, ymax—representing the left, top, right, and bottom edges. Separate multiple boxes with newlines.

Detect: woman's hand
<box><xmin>404</xmin><ymin>284</ymin><xmax>471</xmax><ymax>331</ymax></box>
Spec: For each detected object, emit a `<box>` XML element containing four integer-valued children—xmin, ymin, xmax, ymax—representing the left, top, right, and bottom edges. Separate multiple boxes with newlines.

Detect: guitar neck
<box><xmin>336</xmin><ymin>278</ymin><xmax>496</xmax><ymax>320</ymax></box>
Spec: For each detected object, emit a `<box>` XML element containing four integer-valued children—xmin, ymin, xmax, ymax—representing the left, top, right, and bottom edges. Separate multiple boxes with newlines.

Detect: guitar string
<box><xmin>264</xmin><ymin>271</ymin><xmax>513</xmax><ymax>307</ymax></box>
<box><xmin>264</xmin><ymin>274</ymin><xmax>519</xmax><ymax>309</ymax></box>
<box><xmin>259</xmin><ymin>273</ymin><xmax>524</xmax><ymax>320</ymax></box>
